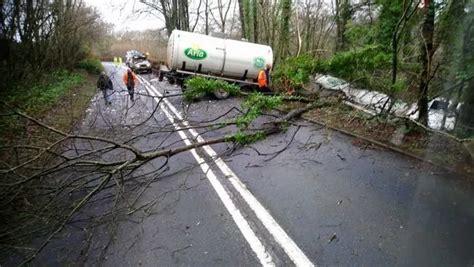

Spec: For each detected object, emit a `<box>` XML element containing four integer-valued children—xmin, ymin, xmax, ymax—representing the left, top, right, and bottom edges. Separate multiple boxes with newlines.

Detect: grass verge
<box><xmin>0</xmin><ymin>69</ymin><xmax>98</xmax><ymax>145</ymax></box>
<box><xmin>0</xmin><ymin>69</ymin><xmax>98</xmax><ymax>263</ymax></box>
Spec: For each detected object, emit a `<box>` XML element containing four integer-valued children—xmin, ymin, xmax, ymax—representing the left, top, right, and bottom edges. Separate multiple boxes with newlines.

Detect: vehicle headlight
<box><xmin>146</xmin><ymin>62</ymin><xmax>151</xmax><ymax>67</ymax></box>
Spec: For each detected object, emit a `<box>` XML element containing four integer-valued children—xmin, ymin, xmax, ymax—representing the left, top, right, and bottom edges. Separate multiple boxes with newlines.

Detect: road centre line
<box><xmin>138</xmin><ymin>77</ymin><xmax>275</xmax><ymax>266</ymax></box>
<box><xmin>138</xmin><ymin>75</ymin><xmax>315</xmax><ymax>267</ymax></box>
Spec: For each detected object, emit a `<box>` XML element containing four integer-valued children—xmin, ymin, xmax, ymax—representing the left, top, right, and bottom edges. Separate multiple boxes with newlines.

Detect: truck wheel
<box><xmin>168</xmin><ymin>77</ymin><xmax>176</xmax><ymax>85</ymax></box>
<box><xmin>213</xmin><ymin>88</ymin><xmax>230</xmax><ymax>99</ymax></box>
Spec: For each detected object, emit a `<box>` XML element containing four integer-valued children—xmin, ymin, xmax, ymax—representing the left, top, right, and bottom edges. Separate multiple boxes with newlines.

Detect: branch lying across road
<box><xmin>4</xmin><ymin>99</ymin><xmax>323</xmax><ymax>170</ymax></box>
<box><xmin>1</xmin><ymin>89</ymin><xmax>327</xmax><ymax>264</ymax></box>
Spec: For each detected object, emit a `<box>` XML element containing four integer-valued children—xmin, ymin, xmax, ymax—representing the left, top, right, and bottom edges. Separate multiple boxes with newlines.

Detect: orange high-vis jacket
<box><xmin>258</xmin><ymin>69</ymin><xmax>267</xmax><ymax>88</ymax></box>
<box><xmin>123</xmin><ymin>71</ymin><xmax>139</xmax><ymax>86</ymax></box>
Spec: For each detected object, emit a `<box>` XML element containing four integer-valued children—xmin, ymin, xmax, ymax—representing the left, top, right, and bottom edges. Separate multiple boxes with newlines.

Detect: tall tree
<box><xmin>458</xmin><ymin>1</ymin><xmax>474</xmax><ymax>135</ymax></box>
<box><xmin>180</xmin><ymin>0</ymin><xmax>190</xmax><ymax>31</ymax></box>
<box><xmin>380</xmin><ymin>0</ymin><xmax>419</xmax><ymax>113</ymax></box>
<box><xmin>417</xmin><ymin>0</ymin><xmax>435</xmax><ymax>125</ymax></box>
<box><xmin>238</xmin><ymin>0</ymin><xmax>247</xmax><ymax>38</ymax></box>
<box><xmin>209</xmin><ymin>0</ymin><xmax>233</xmax><ymax>32</ymax></box>
<box><xmin>252</xmin><ymin>0</ymin><xmax>258</xmax><ymax>42</ymax></box>
<box><xmin>277</xmin><ymin>0</ymin><xmax>292</xmax><ymax>61</ymax></box>
<box><xmin>139</xmin><ymin>0</ymin><xmax>190</xmax><ymax>35</ymax></box>
<box><xmin>205</xmin><ymin>0</ymin><xmax>210</xmax><ymax>34</ymax></box>
<box><xmin>434</xmin><ymin>0</ymin><xmax>466</xmax><ymax>129</ymax></box>
<box><xmin>243</xmin><ymin>0</ymin><xmax>251</xmax><ymax>39</ymax></box>
<box><xmin>258</xmin><ymin>0</ymin><xmax>269</xmax><ymax>43</ymax></box>
<box><xmin>334</xmin><ymin>0</ymin><xmax>351</xmax><ymax>51</ymax></box>
<box><xmin>0</xmin><ymin>0</ymin><xmax>104</xmax><ymax>86</ymax></box>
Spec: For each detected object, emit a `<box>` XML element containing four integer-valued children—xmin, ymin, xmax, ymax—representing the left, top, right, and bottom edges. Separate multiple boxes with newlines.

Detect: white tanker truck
<box><xmin>158</xmin><ymin>30</ymin><xmax>273</xmax><ymax>98</ymax></box>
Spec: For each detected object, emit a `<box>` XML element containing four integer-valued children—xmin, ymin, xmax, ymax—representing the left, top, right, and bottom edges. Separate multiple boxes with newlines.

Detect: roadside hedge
<box><xmin>76</xmin><ymin>58</ymin><xmax>103</xmax><ymax>74</ymax></box>
<box><xmin>272</xmin><ymin>45</ymin><xmax>394</xmax><ymax>93</ymax></box>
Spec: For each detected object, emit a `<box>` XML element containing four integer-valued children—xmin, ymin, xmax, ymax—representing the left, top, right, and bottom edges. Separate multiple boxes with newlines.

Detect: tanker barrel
<box><xmin>167</xmin><ymin>30</ymin><xmax>273</xmax><ymax>81</ymax></box>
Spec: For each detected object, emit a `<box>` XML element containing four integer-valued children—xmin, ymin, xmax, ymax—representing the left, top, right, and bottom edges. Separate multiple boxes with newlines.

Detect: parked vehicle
<box><xmin>125</xmin><ymin>50</ymin><xmax>152</xmax><ymax>74</ymax></box>
<box><xmin>125</xmin><ymin>50</ymin><xmax>140</xmax><ymax>67</ymax></box>
<box><xmin>159</xmin><ymin>30</ymin><xmax>273</xmax><ymax>99</ymax></box>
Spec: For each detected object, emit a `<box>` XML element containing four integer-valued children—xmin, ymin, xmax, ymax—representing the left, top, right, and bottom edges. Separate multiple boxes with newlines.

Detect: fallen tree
<box><xmin>0</xmin><ymin>80</ymin><xmax>324</xmax><ymax>264</ymax></box>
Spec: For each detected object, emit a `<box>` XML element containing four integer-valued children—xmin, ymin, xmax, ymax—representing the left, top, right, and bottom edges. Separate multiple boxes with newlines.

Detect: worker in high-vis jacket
<box><xmin>258</xmin><ymin>64</ymin><xmax>272</xmax><ymax>92</ymax></box>
<box><xmin>123</xmin><ymin>68</ymin><xmax>139</xmax><ymax>101</ymax></box>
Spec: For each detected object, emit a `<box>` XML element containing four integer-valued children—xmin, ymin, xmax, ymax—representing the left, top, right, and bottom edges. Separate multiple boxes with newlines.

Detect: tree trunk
<box><xmin>238</xmin><ymin>0</ymin><xmax>247</xmax><ymax>38</ymax></box>
<box><xmin>458</xmin><ymin>10</ymin><xmax>474</xmax><ymax>135</ymax></box>
<box><xmin>181</xmin><ymin>0</ymin><xmax>189</xmax><ymax>31</ymax></box>
<box><xmin>417</xmin><ymin>0</ymin><xmax>435</xmax><ymax>126</ymax></box>
<box><xmin>295</xmin><ymin>3</ymin><xmax>302</xmax><ymax>56</ymax></box>
<box><xmin>270</xmin><ymin>0</ymin><xmax>278</xmax><ymax>47</ymax></box>
<box><xmin>303</xmin><ymin>1</ymin><xmax>312</xmax><ymax>53</ymax></box>
<box><xmin>458</xmin><ymin>79</ymin><xmax>474</xmax><ymax>135</ymax></box>
<box><xmin>205</xmin><ymin>0</ymin><xmax>209</xmax><ymax>35</ymax></box>
<box><xmin>243</xmin><ymin>0</ymin><xmax>251</xmax><ymax>39</ymax></box>
<box><xmin>172</xmin><ymin>0</ymin><xmax>178</xmax><ymax>30</ymax></box>
<box><xmin>335</xmin><ymin>0</ymin><xmax>350</xmax><ymax>52</ymax></box>
<box><xmin>277</xmin><ymin>0</ymin><xmax>291</xmax><ymax>61</ymax></box>
<box><xmin>259</xmin><ymin>0</ymin><xmax>269</xmax><ymax>43</ymax></box>
<box><xmin>253</xmin><ymin>0</ymin><xmax>258</xmax><ymax>43</ymax></box>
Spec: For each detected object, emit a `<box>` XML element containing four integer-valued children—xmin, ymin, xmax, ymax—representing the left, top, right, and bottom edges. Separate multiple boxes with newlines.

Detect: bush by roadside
<box><xmin>76</xmin><ymin>58</ymin><xmax>104</xmax><ymax>74</ymax></box>
<box><xmin>272</xmin><ymin>54</ymin><xmax>319</xmax><ymax>92</ymax></box>
<box><xmin>272</xmin><ymin>46</ymin><xmax>396</xmax><ymax>95</ymax></box>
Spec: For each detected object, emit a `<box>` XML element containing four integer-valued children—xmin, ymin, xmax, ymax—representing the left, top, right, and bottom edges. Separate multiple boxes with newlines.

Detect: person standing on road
<box><xmin>97</xmin><ymin>71</ymin><xmax>113</xmax><ymax>105</ymax></box>
<box><xmin>123</xmin><ymin>68</ymin><xmax>139</xmax><ymax>101</ymax></box>
<box><xmin>258</xmin><ymin>64</ymin><xmax>272</xmax><ymax>93</ymax></box>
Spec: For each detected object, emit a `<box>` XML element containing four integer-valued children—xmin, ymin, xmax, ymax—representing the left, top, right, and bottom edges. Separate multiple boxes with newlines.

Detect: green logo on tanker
<box><xmin>253</xmin><ymin>57</ymin><xmax>265</xmax><ymax>69</ymax></box>
<box><xmin>184</xmin><ymin>47</ymin><xmax>207</xmax><ymax>60</ymax></box>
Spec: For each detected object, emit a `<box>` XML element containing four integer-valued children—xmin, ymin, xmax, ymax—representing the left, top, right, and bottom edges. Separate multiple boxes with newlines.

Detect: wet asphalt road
<box><xmin>32</xmin><ymin>63</ymin><xmax>474</xmax><ymax>266</ymax></box>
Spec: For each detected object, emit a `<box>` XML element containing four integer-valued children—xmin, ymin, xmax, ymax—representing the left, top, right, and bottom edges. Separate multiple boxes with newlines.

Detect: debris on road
<box><xmin>245</xmin><ymin>163</ymin><xmax>264</xmax><ymax>168</ymax></box>
<box><xmin>328</xmin><ymin>233</ymin><xmax>338</xmax><ymax>243</ymax></box>
<box><xmin>171</xmin><ymin>244</ymin><xmax>193</xmax><ymax>258</ymax></box>
<box><xmin>302</xmin><ymin>142</ymin><xmax>322</xmax><ymax>151</ymax></box>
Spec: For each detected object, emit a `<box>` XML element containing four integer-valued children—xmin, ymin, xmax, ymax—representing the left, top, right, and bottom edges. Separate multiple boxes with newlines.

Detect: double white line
<box><xmin>137</xmin><ymin>75</ymin><xmax>314</xmax><ymax>267</ymax></box>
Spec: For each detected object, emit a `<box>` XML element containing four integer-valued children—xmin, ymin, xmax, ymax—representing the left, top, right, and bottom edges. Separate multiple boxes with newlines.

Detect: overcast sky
<box><xmin>83</xmin><ymin>0</ymin><xmax>165</xmax><ymax>32</ymax></box>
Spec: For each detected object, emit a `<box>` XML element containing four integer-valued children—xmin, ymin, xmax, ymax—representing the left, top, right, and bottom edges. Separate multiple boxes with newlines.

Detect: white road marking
<box><xmin>138</xmin><ymin>77</ymin><xmax>275</xmax><ymax>266</ymax></box>
<box><xmin>138</xmin><ymin>76</ymin><xmax>315</xmax><ymax>267</ymax></box>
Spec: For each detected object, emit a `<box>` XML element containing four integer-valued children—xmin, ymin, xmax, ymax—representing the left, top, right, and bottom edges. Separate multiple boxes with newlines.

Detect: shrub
<box><xmin>76</xmin><ymin>58</ymin><xmax>103</xmax><ymax>74</ymax></box>
<box><xmin>326</xmin><ymin>45</ymin><xmax>391</xmax><ymax>79</ymax></box>
<box><xmin>313</xmin><ymin>45</ymin><xmax>396</xmax><ymax>93</ymax></box>
<box><xmin>273</xmin><ymin>55</ymin><xmax>321</xmax><ymax>91</ymax></box>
